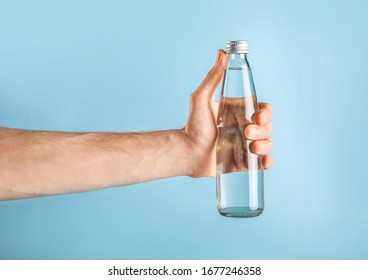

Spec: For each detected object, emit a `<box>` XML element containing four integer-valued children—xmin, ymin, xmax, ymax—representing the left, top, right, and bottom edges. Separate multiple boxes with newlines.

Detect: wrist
<box><xmin>179</xmin><ymin>129</ymin><xmax>216</xmax><ymax>178</ymax></box>
<box><xmin>174</xmin><ymin>129</ymin><xmax>195</xmax><ymax>177</ymax></box>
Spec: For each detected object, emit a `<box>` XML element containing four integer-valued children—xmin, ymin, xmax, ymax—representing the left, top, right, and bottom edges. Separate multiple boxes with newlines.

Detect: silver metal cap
<box><xmin>226</xmin><ymin>40</ymin><xmax>249</xmax><ymax>54</ymax></box>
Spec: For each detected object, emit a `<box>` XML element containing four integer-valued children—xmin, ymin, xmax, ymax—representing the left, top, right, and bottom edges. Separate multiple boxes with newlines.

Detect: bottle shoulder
<box><xmin>227</xmin><ymin>60</ymin><xmax>251</xmax><ymax>69</ymax></box>
<box><xmin>227</xmin><ymin>53</ymin><xmax>251</xmax><ymax>69</ymax></box>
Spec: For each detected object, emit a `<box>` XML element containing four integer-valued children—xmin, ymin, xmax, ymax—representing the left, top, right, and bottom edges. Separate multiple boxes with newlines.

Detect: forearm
<box><xmin>0</xmin><ymin>127</ymin><xmax>192</xmax><ymax>200</ymax></box>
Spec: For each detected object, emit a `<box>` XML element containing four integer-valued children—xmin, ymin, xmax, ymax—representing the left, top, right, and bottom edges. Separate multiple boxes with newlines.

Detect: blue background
<box><xmin>0</xmin><ymin>0</ymin><xmax>367</xmax><ymax>259</ymax></box>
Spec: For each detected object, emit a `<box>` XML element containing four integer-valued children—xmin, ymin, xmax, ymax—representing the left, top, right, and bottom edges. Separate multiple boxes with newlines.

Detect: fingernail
<box><xmin>250</xmin><ymin>128</ymin><xmax>258</xmax><ymax>137</ymax></box>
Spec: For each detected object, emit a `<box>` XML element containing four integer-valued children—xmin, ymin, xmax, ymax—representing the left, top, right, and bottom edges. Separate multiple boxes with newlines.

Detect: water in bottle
<box><xmin>216</xmin><ymin>41</ymin><xmax>264</xmax><ymax>218</ymax></box>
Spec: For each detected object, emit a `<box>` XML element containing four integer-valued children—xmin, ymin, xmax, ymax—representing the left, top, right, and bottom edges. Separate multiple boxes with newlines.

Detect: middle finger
<box><xmin>244</xmin><ymin>123</ymin><xmax>272</xmax><ymax>140</ymax></box>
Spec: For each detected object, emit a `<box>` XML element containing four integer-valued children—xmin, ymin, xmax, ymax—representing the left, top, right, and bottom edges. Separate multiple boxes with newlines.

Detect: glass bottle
<box><xmin>216</xmin><ymin>40</ymin><xmax>264</xmax><ymax>218</ymax></box>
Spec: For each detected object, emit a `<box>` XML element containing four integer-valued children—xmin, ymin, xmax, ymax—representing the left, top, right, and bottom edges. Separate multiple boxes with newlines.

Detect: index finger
<box><xmin>252</xmin><ymin>103</ymin><xmax>273</xmax><ymax>125</ymax></box>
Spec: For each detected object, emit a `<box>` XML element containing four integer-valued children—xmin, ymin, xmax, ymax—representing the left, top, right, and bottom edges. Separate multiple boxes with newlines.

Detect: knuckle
<box><xmin>206</xmin><ymin>67</ymin><xmax>219</xmax><ymax>81</ymax></box>
<box><xmin>190</xmin><ymin>92</ymin><xmax>205</xmax><ymax>105</ymax></box>
<box><xmin>206</xmin><ymin>68</ymin><xmax>215</xmax><ymax>79</ymax></box>
<box><xmin>263</xmin><ymin>102</ymin><xmax>273</xmax><ymax>112</ymax></box>
<box><xmin>266</xmin><ymin>123</ymin><xmax>273</xmax><ymax>135</ymax></box>
<box><xmin>268</xmin><ymin>137</ymin><xmax>274</xmax><ymax>147</ymax></box>
<box><xmin>265</xmin><ymin>109</ymin><xmax>272</xmax><ymax>120</ymax></box>
<box><xmin>190</xmin><ymin>93</ymin><xmax>196</xmax><ymax>103</ymax></box>
<box><xmin>189</xmin><ymin>94</ymin><xmax>195</xmax><ymax>106</ymax></box>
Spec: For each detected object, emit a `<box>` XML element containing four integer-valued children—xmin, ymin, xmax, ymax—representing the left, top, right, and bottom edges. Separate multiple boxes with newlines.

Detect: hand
<box><xmin>184</xmin><ymin>49</ymin><xmax>273</xmax><ymax>177</ymax></box>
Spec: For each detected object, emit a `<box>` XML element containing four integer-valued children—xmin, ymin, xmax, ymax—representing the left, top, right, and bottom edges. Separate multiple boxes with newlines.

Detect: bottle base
<box><xmin>218</xmin><ymin>207</ymin><xmax>263</xmax><ymax>218</ymax></box>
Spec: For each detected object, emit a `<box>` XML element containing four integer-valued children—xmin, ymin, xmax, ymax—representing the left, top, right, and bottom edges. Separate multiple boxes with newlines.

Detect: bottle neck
<box><xmin>227</xmin><ymin>53</ymin><xmax>250</xmax><ymax>69</ymax></box>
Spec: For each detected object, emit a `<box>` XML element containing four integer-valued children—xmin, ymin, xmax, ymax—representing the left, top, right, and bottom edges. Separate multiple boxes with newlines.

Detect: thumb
<box><xmin>194</xmin><ymin>49</ymin><xmax>228</xmax><ymax>100</ymax></box>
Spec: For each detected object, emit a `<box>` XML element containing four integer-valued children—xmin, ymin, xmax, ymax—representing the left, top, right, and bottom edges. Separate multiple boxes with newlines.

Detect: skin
<box><xmin>0</xmin><ymin>50</ymin><xmax>273</xmax><ymax>201</ymax></box>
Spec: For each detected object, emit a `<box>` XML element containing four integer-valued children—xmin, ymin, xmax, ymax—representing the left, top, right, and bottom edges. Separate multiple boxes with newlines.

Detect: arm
<box><xmin>0</xmin><ymin>50</ymin><xmax>273</xmax><ymax>201</ymax></box>
<box><xmin>0</xmin><ymin>128</ymin><xmax>191</xmax><ymax>200</ymax></box>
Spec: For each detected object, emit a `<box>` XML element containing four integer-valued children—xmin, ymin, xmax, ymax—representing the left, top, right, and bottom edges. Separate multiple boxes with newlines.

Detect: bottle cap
<box><xmin>226</xmin><ymin>40</ymin><xmax>249</xmax><ymax>54</ymax></box>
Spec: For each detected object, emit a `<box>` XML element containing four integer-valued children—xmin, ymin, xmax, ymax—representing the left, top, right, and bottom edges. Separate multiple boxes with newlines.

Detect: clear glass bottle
<box><xmin>216</xmin><ymin>40</ymin><xmax>264</xmax><ymax>218</ymax></box>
